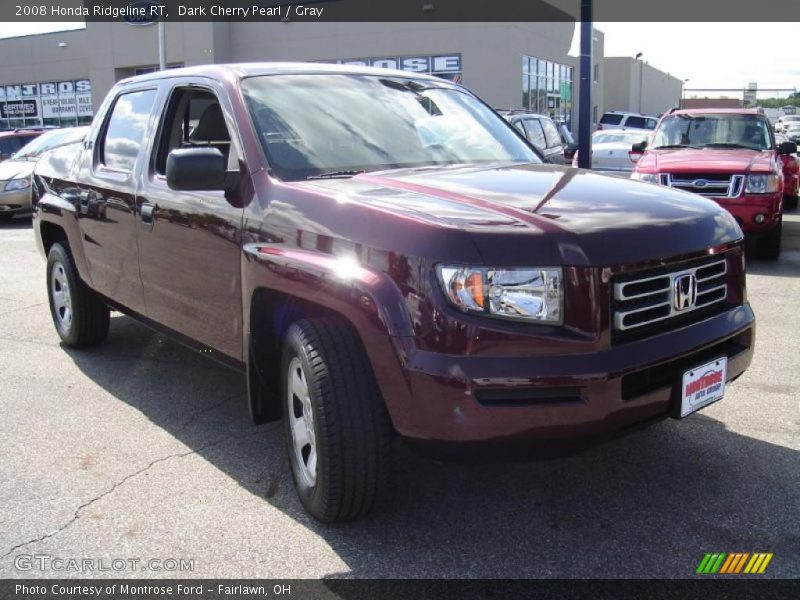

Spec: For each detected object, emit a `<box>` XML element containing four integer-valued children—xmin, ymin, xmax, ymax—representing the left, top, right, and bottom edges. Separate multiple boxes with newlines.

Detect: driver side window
<box><xmin>154</xmin><ymin>87</ymin><xmax>235</xmax><ymax>176</ymax></box>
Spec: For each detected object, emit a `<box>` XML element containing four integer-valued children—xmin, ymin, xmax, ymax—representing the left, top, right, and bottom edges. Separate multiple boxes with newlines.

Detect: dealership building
<box><xmin>0</xmin><ymin>21</ymin><xmax>681</xmax><ymax>132</ymax></box>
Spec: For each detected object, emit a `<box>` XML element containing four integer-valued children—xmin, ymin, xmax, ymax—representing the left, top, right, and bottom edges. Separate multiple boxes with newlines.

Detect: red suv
<box><xmin>632</xmin><ymin>109</ymin><xmax>795</xmax><ymax>259</ymax></box>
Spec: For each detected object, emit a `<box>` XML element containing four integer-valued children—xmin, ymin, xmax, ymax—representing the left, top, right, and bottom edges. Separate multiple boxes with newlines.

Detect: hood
<box><xmin>0</xmin><ymin>159</ymin><xmax>34</xmax><ymax>181</ymax></box>
<box><xmin>638</xmin><ymin>147</ymin><xmax>777</xmax><ymax>173</ymax></box>
<box><xmin>295</xmin><ymin>163</ymin><xmax>741</xmax><ymax>267</ymax></box>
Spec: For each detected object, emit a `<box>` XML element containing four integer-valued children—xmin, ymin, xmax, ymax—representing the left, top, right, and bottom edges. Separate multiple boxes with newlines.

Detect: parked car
<box><xmin>497</xmin><ymin>110</ymin><xmax>565</xmax><ymax>163</ymax></box>
<box><xmin>597</xmin><ymin>111</ymin><xmax>658</xmax><ymax>132</ymax></box>
<box><xmin>33</xmin><ymin>64</ymin><xmax>754</xmax><ymax>522</ymax></box>
<box><xmin>775</xmin><ymin>131</ymin><xmax>800</xmax><ymax>210</ymax></box>
<box><xmin>0</xmin><ymin>128</ymin><xmax>45</xmax><ymax>161</ymax></box>
<box><xmin>0</xmin><ymin>127</ymin><xmax>88</xmax><ymax>219</ymax></box>
<box><xmin>571</xmin><ymin>129</ymin><xmax>650</xmax><ymax>173</ymax></box>
<box><xmin>632</xmin><ymin>108</ymin><xmax>795</xmax><ymax>259</ymax></box>
<box><xmin>774</xmin><ymin>114</ymin><xmax>800</xmax><ymax>133</ymax></box>
<box><xmin>782</xmin><ymin>121</ymin><xmax>800</xmax><ymax>144</ymax></box>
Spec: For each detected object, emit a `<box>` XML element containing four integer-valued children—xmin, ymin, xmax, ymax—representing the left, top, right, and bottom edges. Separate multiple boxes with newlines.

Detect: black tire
<box><xmin>46</xmin><ymin>242</ymin><xmax>110</xmax><ymax>347</ymax></box>
<box><xmin>757</xmin><ymin>218</ymin><xmax>782</xmax><ymax>261</ymax></box>
<box><xmin>785</xmin><ymin>194</ymin><xmax>799</xmax><ymax>210</ymax></box>
<box><xmin>281</xmin><ymin>318</ymin><xmax>392</xmax><ymax>522</ymax></box>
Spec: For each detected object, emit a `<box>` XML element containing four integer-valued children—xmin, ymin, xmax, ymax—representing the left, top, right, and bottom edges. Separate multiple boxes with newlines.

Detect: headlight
<box><xmin>4</xmin><ymin>177</ymin><xmax>30</xmax><ymax>191</ymax></box>
<box><xmin>631</xmin><ymin>172</ymin><xmax>659</xmax><ymax>183</ymax></box>
<box><xmin>744</xmin><ymin>174</ymin><xmax>780</xmax><ymax>194</ymax></box>
<box><xmin>437</xmin><ymin>266</ymin><xmax>563</xmax><ymax>324</ymax></box>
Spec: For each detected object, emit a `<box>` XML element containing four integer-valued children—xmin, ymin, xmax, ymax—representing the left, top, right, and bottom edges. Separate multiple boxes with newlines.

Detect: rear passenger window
<box><xmin>600</xmin><ymin>113</ymin><xmax>623</xmax><ymax>126</ymax></box>
<box><xmin>541</xmin><ymin>118</ymin><xmax>561</xmax><ymax>148</ymax></box>
<box><xmin>625</xmin><ymin>116</ymin><xmax>646</xmax><ymax>129</ymax></box>
<box><xmin>522</xmin><ymin>118</ymin><xmax>546</xmax><ymax>150</ymax></box>
<box><xmin>646</xmin><ymin>118</ymin><xmax>658</xmax><ymax>130</ymax></box>
<box><xmin>100</xmin><ymin>89</ymin><xmax>157</xmax><ymax>172</ymax></box>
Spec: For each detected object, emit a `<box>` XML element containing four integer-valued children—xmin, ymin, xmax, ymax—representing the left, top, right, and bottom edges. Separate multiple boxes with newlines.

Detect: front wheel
<box><xmin>784</xmin><ymin>194</ymin><xmax>798</xmax><ymax>210</ymax></box>
<box><xmin>281</xmin><ymin>318</ymin><xmax>393</xmax><ymax>522</ymax></box>
<box><xmin>46</xmin><ymin>243</ymin><xmax>110</xmax><ymax>347</ymax></box>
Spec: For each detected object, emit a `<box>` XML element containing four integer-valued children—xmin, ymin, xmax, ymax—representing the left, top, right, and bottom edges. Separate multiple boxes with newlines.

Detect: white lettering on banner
<box><xmin>401</xmin><ymin>57</ymin><xmax>430</xmax><ymax>72</ymax></box>
<box><xmin>42</xmin><ymin>96</ymin><xmax>78</xmax><ymax>119</ymax></box>
<box><xmin>370</xmin><ymin>58</ymin><xmax>399</xmax><ymax>70</ymax></box>
<box><xmin>77</xmin><ymin>94</ymin><xmax>93</xmax><ymax>117</ymax></box>
<box><xmin>432</xmin><ymin>55</ymin><xmax>461</xmax><ymax>72</ymax></box>
<box><xmin>4</xmin><ymin>85</ymin><xmax>22</xmax><ymax>101</ymax></box>
<box><xmin>331</xmin><ymin>54</ymin><xmax>462</xmax><ymax>77</ymax></box>
<box><xmin>0</xmin><ymin>79</ymin><xmax>93</xmax><ymax>122</ymax></box>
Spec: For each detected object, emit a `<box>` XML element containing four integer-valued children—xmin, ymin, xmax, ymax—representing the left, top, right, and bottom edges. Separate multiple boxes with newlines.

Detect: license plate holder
<box><xmin>679</xmin><ymin>357</ymin><xmax>727</xmax><ymax>418</ymax></box>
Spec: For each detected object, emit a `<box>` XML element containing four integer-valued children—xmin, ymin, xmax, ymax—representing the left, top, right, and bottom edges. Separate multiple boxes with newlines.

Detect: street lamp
<box><xmin>635</xmin><ymin>52</ymin><xmax>644</xmax><ymax>113</ymax></box>
<box><xmin>681</xmin><ymin>78</ymin><xmax>689</xmax><ymax>109</ymax></box>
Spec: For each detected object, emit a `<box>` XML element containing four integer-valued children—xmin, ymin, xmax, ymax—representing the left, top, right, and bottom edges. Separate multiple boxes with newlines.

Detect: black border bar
<box><xmin>3</xmin><ymin>579</ymin><xmax>800</xmax><ymax>600</ymax></box>
<box><xmin>2</xmin><ymin>1</ymin><xmax>800</xmax><ymax>22</ymax></box>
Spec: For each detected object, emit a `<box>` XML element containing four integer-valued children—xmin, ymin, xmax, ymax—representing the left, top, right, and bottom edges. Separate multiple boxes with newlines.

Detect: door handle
<box><xmin>140</xmin><ymin>202</ymin><xmax>156</xmax><ymax>230</ymax></box>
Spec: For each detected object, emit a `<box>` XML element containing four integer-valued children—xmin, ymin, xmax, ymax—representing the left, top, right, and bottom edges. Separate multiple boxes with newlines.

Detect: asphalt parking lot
<box><xmin>0</xmin><ymin>215</ymin><xmax>798</xmax><ymax>580</ymax></box>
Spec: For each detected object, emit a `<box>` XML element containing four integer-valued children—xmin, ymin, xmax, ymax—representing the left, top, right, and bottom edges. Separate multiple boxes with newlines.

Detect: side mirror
<box><xmin>166</xmin><ymin>147</ymin><xmax>226</xmax><ymax>191</ymax></box>
<box><xmin>777</xmin><ymin>141</ymin><xmax>797</xmax><ymax>156</ymax></box>
<box><xmin>629</xmin><ymin>140</ymin><xmax>648</xmax><ymax>163</ymax></box>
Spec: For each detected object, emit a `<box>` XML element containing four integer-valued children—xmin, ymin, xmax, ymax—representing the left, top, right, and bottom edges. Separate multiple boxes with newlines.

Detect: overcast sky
<box><xmin>597</xmin><ymin>22</ymin><xmax>798</xmax><ymax>97</ymax></box>
<box><xmin>0</xmin><ymin>21</ymin><xmax>796</xmax><ymax>97</ymax></box>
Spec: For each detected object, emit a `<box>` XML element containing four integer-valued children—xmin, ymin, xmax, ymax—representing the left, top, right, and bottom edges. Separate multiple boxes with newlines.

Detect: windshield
<box><xmin>11</xmin><ymin>127</ymin><xmax>88</xmax><ymax>161</ymax></box>
<box><xmin>652</xmin><ymin>113</ymin><xmax>773</xmax><ymax>151</ymax></box>
<box><xmin>593</xmin><ymin>132</ymin><xmax>648</xmax><ymax>145</ymax></box>
<box><xmin>241</xmin><ymin>74</ymin><xmax>540</xmax><ymax>181</ymax></box>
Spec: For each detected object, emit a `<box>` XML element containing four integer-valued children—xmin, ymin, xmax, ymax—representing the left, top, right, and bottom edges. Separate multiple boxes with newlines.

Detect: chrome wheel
<box><xmin>50</xmin><ymin>261</ymin><xmax>73</xmax><ymax>334</ymax></box>
<box><xmin>287</xmin><ymin>357</ymin><xmax>317</xmax><ymax>486</ymax></box>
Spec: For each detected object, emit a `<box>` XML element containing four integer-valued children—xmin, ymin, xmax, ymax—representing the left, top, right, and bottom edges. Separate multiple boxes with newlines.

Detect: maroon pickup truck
<box><xmin>32</xmin><ymin>64</ymin><xmax>755</xmax><ymax>522</ymax></box>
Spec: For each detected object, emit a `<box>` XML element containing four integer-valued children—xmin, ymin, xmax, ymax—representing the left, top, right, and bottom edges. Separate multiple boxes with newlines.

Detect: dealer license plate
<box><xmin>680</xmin><ymin>357</ymin><xmax>727</xmax><ymax>418</ymax></box>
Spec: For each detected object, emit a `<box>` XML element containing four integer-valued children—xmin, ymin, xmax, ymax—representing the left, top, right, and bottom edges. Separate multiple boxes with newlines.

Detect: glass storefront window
<box><xmin>0</xmin><ymin>79</ymin><xmax>93</xmax><ymax>131</ymax></box>
<box><xmin>522</xmin><ymin>55</ymin><xmax>574</xmax><ymax>129</ymax></box>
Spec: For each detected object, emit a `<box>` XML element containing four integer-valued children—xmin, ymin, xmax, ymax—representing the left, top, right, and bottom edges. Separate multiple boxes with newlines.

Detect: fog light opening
<box><xmin>753</xmin><ymin>213</ymin><xmax>766</xmax><ymax>224</ymax></box>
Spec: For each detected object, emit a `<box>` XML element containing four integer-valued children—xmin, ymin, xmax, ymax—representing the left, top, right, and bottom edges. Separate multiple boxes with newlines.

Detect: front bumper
<box><xmin>390</xmin><ymin>305</ymin><xmax>754</xmax><ymax>457</ymax></box>
<box><xmin>0</xmin><ymin>187</ymin><xmax>33</xmax><ymax>216</ymax></box>
<box><xmin>710</xmin><ymin>194</ymin><xmax>782</xmax><ymax>233</ymax></box>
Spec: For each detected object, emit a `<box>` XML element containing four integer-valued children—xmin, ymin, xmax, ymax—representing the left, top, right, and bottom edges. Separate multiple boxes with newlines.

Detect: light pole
<box><xmin>635</xmin><ymin>52</ymin><xmax>643</xmax><ymax>113</ymax></box>
<box><xmin>681</xmin><ymin>78</ymin><xmax>689</xmax><ymax>109</ymax></box>
<box><xmin>158</xmin><ymin>21</ymin><xmax>167</xmax><ymax>70</ymax></box>
<box><xmin>577</xmin><ymin>1</ymin><xmax>593</xmax><ymax>169</ymax></box>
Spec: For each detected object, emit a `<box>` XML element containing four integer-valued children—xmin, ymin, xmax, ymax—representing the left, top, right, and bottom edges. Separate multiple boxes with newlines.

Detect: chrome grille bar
<box><xmin>613</xmin><ymin>258</ymin><xmax>727</xmax><ymax>332</ymax></box>
<box><xmin>662</xmin><ymin>174</ymin><xmax>745</xmax><ymax>198</ymax></box>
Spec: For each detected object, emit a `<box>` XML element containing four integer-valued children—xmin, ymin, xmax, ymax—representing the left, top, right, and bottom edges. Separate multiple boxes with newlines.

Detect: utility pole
<box><xmin>635</xmin><ymin>52</ymin><xmax>644</xmax><ymax>113</ymax></box>
<box><xmin>158</xmin><ymin>21</ymin><xmax>167</xmax><ymax>70</ymax></box>
<box><xmin>577</xmin><ymin>0</ymin><xmax>593</xmax><ymax>169</ymax></box>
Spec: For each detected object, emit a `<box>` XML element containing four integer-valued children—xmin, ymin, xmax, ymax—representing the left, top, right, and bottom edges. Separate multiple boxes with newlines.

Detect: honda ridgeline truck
<box><xmin>32</xmin><ymin>64</ymin><xmax>755</xmax><ymax>521</ymax></box>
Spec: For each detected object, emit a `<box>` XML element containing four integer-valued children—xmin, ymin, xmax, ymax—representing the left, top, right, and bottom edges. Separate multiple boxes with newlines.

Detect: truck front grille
<box><xmin>661</xmin><ymin>173</ymin><xmax>744</xmax><ymax>198</ymax></box>
<box><xmin>612</xmin><ymin>255</ymin><xmax>729</xmax><ymax>343</ymax></box>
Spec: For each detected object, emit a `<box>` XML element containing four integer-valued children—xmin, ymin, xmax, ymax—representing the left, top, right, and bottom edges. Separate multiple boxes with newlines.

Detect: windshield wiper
<box><xmin>378</xmin><ymin>78</ymin><xmax>444</xmax><ymax>93</ymax></box>
<box><xmin>306</xmin><ymin>170</ymin><xmax>365</xmax><ymax>180</ymax></box>
<box><xmin>700</xmin><ymin>143</ymin><xmax>757</xmax><ymax>150</ymax></box>
<box><xmin>652</xmin><ymin>144</ymin><xmax>698</xmax><ymax>149</ymax></box>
